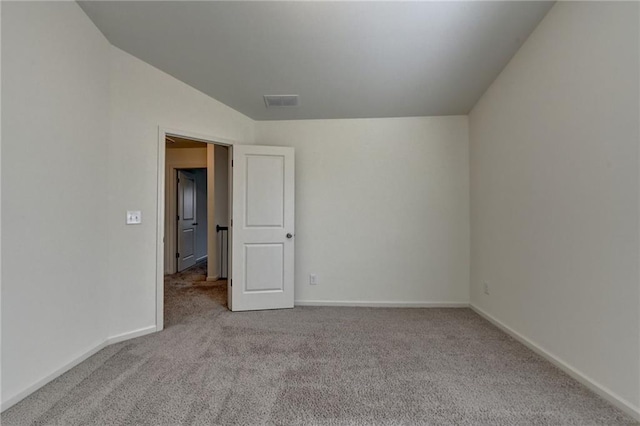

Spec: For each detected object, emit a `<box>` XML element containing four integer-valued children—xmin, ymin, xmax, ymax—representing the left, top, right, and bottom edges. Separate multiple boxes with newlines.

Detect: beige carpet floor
<box><xmin>2</xmin><ymin>262</ymin><xmax>636</xmax><ymax>425</ymax></box>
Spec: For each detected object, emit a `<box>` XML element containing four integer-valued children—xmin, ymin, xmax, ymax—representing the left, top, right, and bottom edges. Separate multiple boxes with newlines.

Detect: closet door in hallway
<box><xmin>177</xmin><ymin>170</ymin><xmax>197</xmax><ymax>271</ymax></box>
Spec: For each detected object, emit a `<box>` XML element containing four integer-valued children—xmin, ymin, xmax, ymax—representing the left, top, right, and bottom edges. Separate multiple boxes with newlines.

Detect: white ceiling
<box><xmin>79</xmin><ymin>1</ymin><xmax>554</xmax><ymax>121</ymax></box>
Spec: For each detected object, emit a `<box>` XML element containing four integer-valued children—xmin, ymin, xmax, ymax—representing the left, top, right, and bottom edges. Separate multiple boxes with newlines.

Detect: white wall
<box><xmin>255</xmin><ymin>117</ymin><xmax>469</xmax><ymax>306</ymax></box>
<box><xmin>207</xmin><ymin>145</ymin><xmax>216</xmax><ymax>280</ymax></box>
<box><xmin>1</xmin><ymin>1</ymin><xmax>110</xmax><ymax>407</ymax></box>
<box><xmin>194</xmin><ymin>168</ymin><xmax>208</xmax><ymax>261</ymax></box>
<box><xmin>469</xmin><ymin>1</ymin><xmax>639</xmax><ymax>414</ymax></box>
<box><xmin>1</xmin><ymin>4</ymin><xmax>255</xmax><ymax>408</ymax></box>
<box><xmin>214</xmin><ymin>145</ymin><xmax>229</xmax><ymax>277</ymax></box>
<box><xmin>108</xmin><ymin>47</ymin><xmax>254</xmax><ymax>337</ymax></box>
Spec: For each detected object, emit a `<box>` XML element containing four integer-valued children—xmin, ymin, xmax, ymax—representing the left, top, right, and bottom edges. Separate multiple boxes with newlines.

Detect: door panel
<box><xmin>182</xmin><ymin>177</ymin><xmax>195</xmax><ymax>220</ymax></box>
<box><xmin>246</xmin><ymin>156</ymin><xmax>284</xmax><ymax>227</ymax></box>
<box><xmin>180</xmin><ymin>229</ymin><xmax>195</xmax><ymax>258</ymax></box>
<box><xmin>177</xmin><ymin>170</ymin><xmax>197</xmax><ymax>271</ymax></box>
<box><xmin>231</xmin><ymin>145</ymin><xmax>294</xmax><ymax>311</ymax></box>
<box><xmin>245</xmin><ymin>244</ymin><xmax>284</xmax><ymax>292</ymax></box>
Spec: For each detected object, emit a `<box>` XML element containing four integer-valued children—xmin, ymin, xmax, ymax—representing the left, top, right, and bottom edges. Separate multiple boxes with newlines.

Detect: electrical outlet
<box><xmin>483</xmin><ymin>282</ymin><xmax>490</xmax><ymax>295</ymax></box>
<box><xmin>309</xmin><ymin>274</ymin><xmax>318</xmax><ymax>285</ymax></box>
<box><xmin>126</xmin><ymin>210</ymin><xmax>142</xmax><ymax>225</ymax></box>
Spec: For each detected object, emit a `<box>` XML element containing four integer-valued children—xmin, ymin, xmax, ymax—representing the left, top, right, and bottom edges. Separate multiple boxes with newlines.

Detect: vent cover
<box><xmin>264</xmin><ymin>95</ymin><xmax>299</xmax><ymax>108</ymax></box>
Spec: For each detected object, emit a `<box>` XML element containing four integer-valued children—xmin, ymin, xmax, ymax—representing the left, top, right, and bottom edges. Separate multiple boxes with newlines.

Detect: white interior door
<box><xmin>177</xmin><ymin>170</ymin><xmax>197</xmax><ymax>271</ymax></box>
<box><xmin>231</xmin><ymin>145</ymin><xmax>295</xmax><ymax>311</ymax></box>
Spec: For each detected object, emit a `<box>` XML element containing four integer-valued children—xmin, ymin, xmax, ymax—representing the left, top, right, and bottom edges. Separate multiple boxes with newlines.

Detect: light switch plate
<box><xmin>126</xmin><ymin>210</ymin><xmax>142</xmax><ymax>225</ymax></box>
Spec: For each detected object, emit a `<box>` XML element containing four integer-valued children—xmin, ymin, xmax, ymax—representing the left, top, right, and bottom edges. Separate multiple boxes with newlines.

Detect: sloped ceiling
<box><xmin>80</xmin><ymin>1</ymin><xmax>554</xmax><ymax>120</ymax></box>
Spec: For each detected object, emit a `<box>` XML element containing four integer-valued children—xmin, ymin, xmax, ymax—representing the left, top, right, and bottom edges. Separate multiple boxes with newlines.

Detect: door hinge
<box><xmin>177</xmin><ymin>178</ymin><xmax>180</xmax><ymax>183</ymax></box>
<box><xmin>231</xmin><ymin>219</ymin><xmax>233</xmax><ymax>227</ymax></box>
<box><xmin>177</xmin><ymin>215</ymin><xmax>180</xmax><ymax>220</ymax></box>
<box><xmin>230</xmin><ymin>279</ymin><xmax>232</xmax><ymax>287</ymax></box>
<box><xmin>232</xmin><ymin>160</ymin><xmax>234</xmax><ymax>167</ymax></box>
<box><xmin>176</xmin><ymin>252</ymin><xmax>180</xmax><ymax>258</ymax></box>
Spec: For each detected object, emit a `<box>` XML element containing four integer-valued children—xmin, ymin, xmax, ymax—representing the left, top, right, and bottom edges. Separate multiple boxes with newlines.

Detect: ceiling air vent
<box><xmin>264</xmin><ymin>95</ymin><xmax>299</xmax><ymax>108</ymax></box>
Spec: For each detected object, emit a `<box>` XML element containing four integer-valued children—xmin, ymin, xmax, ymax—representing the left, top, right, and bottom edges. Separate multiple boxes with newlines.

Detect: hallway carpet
<box><xmin>2</xmin><ymin>264</ymin><xmax>636</xmax><ymax>425</ymax></box>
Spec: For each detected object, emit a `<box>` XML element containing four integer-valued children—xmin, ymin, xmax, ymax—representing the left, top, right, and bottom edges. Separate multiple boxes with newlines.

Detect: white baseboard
<box><xmin>470</xmin><ymin>303</ymin><xmax>640</xmax><ymax>421</ymax></box>
<box><xmin>106</xmin><ymin>325</ymin><xmax>157</xmax><ymax>345</ymax></box>
<box><xmin>1</xmin><ymin>340</ymin><xmax>107</xmax><ymax>412</ymax></box>
<box><xmin>295</xmin><ymin>300</ymin><xmax>469</xmax><ymax>308</ymax></box>
<box><xmin>206</xmin><ymin>275</ymin><xmax>219</xmax><ymax>282</ymax></box>
<box><xmin>1</xmin><ymin>325</ymin><xmax>159</xmax><ymax>413</ymax></box>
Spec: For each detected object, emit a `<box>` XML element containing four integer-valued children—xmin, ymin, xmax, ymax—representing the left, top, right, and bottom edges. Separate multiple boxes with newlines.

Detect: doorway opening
<box><xmin>158</xmin><ymin>130</ymin><xmax>233</xmax><ymax>330</ymax></box>
<box><xmin>157</xmin><ymin>129</ymin><xmax>295</xmax><ymax>324</ymax></box>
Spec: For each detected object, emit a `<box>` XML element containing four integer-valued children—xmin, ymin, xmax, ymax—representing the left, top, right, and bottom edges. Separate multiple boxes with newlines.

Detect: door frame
<box><xmin>156</xmin><ymin>127</ymin><xmax>235</xmax><ymax>331</ymax></box>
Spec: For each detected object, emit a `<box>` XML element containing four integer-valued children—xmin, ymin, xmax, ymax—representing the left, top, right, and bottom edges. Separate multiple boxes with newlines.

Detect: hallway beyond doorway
<box><xmin>164</xmin><ymin>261</ymin><xmax>228</xmax><ymax>328</ymax></box>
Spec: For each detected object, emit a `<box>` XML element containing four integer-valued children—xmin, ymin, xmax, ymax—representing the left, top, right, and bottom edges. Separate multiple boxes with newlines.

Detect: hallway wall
<box><xmin>214</xmin><ymin>145</ymin><xmax>230</xmax><ymax>277</ymax></box>
<box><xmin>194</xmin><ymin>168</ymin><xmax>208</xmax><ymax>262</ymax></box>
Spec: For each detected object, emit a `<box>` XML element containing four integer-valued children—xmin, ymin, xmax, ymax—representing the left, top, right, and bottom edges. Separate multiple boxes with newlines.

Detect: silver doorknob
<box><xmin>286</xmin><ymin>233</ymin><xmax>293</xmax><ymax>239</ymax></box>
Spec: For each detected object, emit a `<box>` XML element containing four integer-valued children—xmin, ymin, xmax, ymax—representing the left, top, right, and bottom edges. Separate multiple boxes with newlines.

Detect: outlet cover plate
<box><xmin>127</xmin><ymin>210</ymin><xmax>142</xmax><ymax>225</ymax></box>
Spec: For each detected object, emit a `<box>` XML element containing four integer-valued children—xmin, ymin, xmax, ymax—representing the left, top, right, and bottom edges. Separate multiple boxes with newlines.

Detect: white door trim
<box><xmin>156</xmin><ymin>127</ymin><xmax>235</xmax><ymax>332</ymax></box>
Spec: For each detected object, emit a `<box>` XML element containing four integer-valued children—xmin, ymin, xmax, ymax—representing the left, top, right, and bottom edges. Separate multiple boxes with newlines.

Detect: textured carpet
<box><xmin>2</xmin><ymin>263</ymin><xmax>636</xmax><ymax>425</ymax></box>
